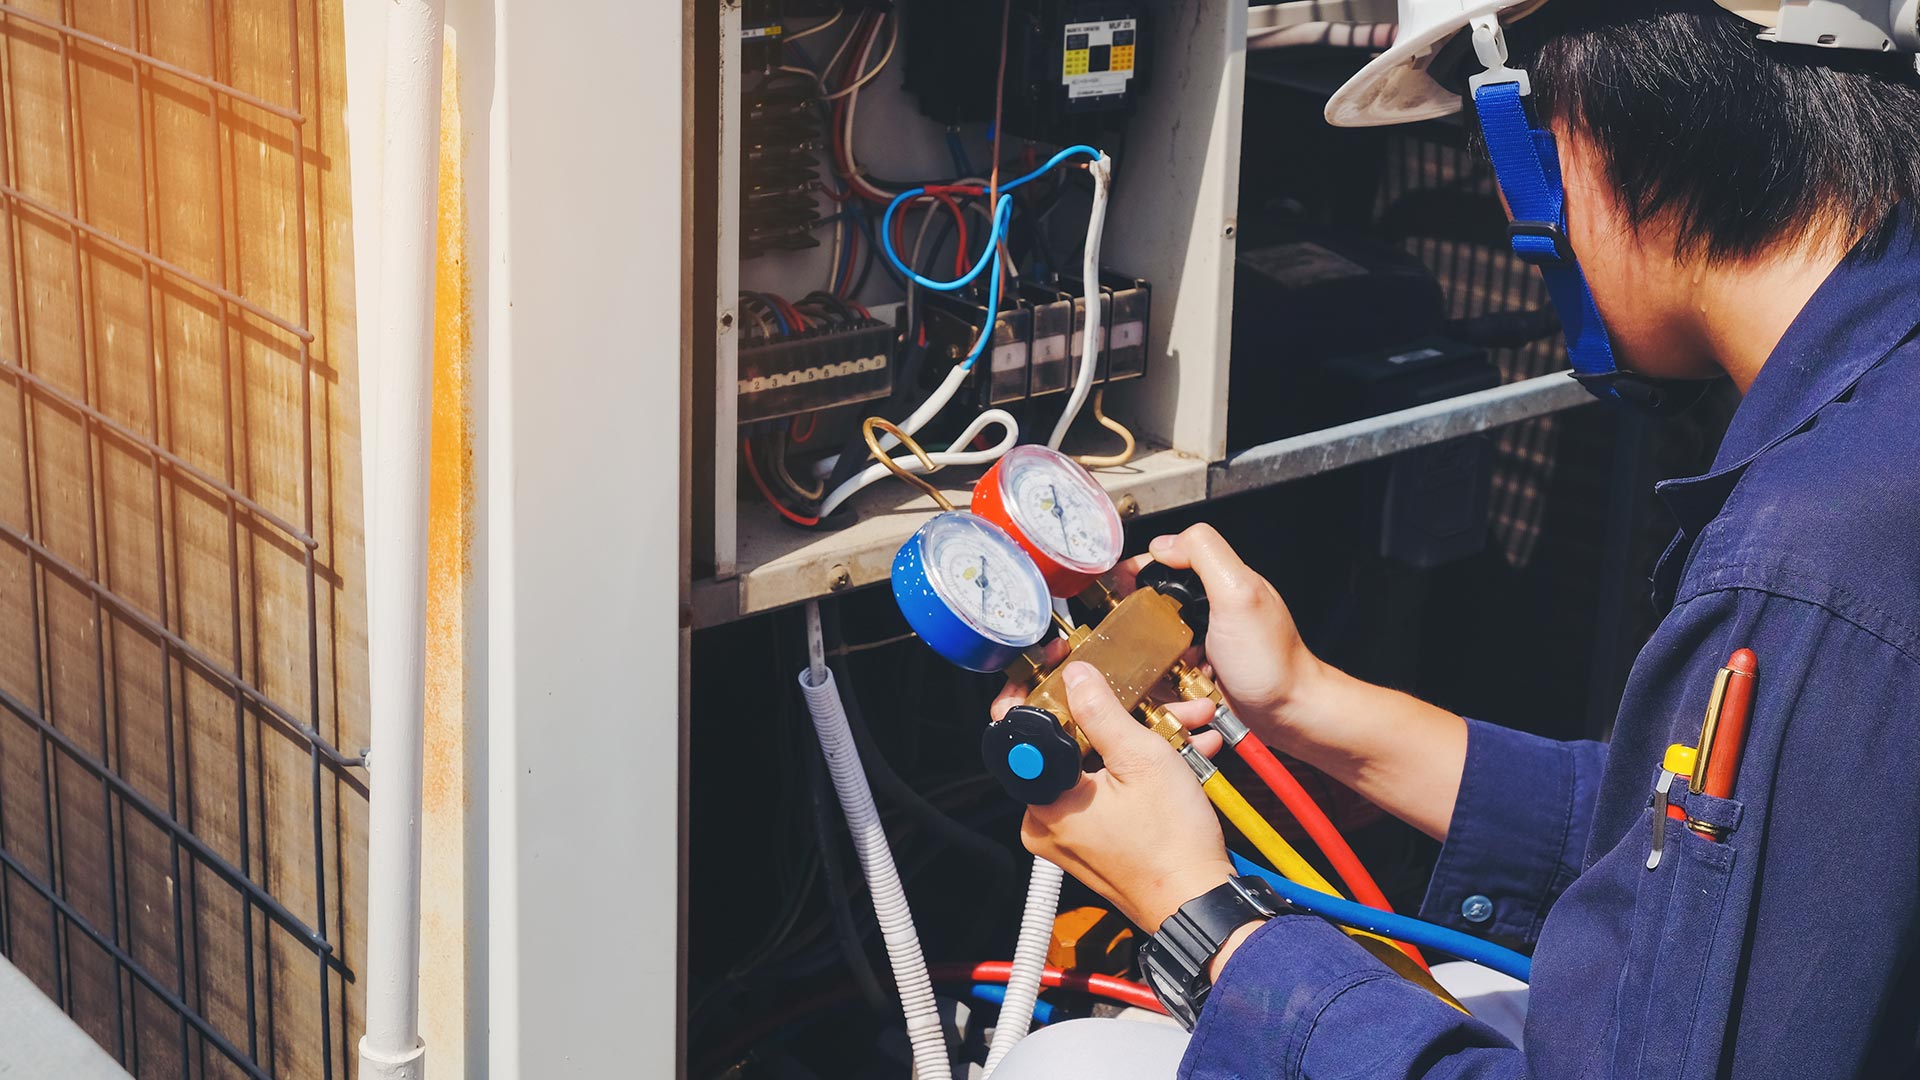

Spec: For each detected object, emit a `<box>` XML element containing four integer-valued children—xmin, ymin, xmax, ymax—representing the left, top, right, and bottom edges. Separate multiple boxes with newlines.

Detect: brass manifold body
<box><xmin>982</xmin><ymin>567</ymin><xmax>1227</xmax><ymax>807</ymax></box>
<box><xmin>1009</xmin><ymin>582</ymin><xmax>1200</xmax><ymax>754</ymax></box>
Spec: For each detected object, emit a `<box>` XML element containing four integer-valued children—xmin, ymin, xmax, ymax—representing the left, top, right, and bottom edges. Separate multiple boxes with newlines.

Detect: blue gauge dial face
<box><xmin>1000</xmin><ymin>445</ymin><xmax>1123</xmax><ymax>574</ymax></box>
<box><xmin>921</xmin><ymin>515</ymin><xmax>1051</xmax><ymax>646</ymax></box>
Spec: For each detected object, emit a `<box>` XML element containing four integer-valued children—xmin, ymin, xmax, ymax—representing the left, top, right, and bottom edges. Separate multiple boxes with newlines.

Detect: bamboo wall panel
<box><xmin>0</xmin><ymin>1</ymin><xmax>366</xmax><ymax>1077</ymax></box>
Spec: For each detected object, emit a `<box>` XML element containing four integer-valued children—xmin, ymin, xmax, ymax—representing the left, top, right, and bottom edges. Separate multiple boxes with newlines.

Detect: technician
<box><xmin>1003</xmin><ymin>1</ymin><xmax>1920</xmax><ymax>1076</ymax></box>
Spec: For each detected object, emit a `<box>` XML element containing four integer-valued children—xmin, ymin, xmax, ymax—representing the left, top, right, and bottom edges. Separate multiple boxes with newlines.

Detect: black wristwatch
<box><xmin>1138</xmin><ymin>875</ymin><xmax>1286</xmax><ymax>1029</ymax></box>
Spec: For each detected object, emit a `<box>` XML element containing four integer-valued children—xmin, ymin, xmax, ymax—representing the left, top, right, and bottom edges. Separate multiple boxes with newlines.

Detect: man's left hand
<box><xmin>1018</xmin><ymin>662</ymin><xmax>1233</xmax><ymax>933</ymax></box>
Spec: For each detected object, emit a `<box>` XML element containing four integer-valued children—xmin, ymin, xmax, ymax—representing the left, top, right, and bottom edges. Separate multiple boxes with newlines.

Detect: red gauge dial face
<box><xmin>995</xmin><ymin>445</ymin><xmax>1122</xmax><ymax>576</ymax></box>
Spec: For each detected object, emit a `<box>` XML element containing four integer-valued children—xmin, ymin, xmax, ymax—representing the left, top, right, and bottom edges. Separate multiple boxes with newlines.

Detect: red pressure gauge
<box><xmin>971</xmin><ymin>445</ymin><xmax>1125</xmax><ymax>597</ymax></box>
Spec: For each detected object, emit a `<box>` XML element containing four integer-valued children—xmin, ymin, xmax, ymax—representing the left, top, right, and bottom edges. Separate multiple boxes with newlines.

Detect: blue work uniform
<box><xmin>1183</xmin><ymin>217</ymin><xmax>1920</xmax><ymax>1079</ymax></box>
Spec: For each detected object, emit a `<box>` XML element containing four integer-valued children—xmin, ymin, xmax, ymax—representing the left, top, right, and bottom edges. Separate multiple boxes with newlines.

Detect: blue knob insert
<box><xmin>1007</xmin><ymin>743</ymin><xmax>1045</xmax><ymax>781</ymax></box>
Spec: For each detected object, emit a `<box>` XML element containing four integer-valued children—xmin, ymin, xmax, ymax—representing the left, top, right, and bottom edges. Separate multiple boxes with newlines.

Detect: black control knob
<box><xmin>1135</xmin><ymin>561</ymin><xmax>1209</xmax><ymax>638</ymax></box>
<box><xmin>982</xmin><ymin>705</ymin><xmax>1083</xmax><ymax>806</ymax></box>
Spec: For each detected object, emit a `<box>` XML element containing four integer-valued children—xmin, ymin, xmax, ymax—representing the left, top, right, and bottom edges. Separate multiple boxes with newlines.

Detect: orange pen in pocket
<box><xmin>1688</xmin><ymin>649</ymin><xmax>1757</xmax><ymax>841</ymax></box>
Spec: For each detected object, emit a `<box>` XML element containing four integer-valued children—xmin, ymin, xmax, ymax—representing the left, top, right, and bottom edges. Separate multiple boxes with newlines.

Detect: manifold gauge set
<box><xmin>886</xmin><ymin>440</ymin><xmax>1212</xmax><ymax>805</ymax></box>
<box><xmin>891</xmin><ymin>445</ymin><xmax>1124</xmax><ymax>672</ymax></box>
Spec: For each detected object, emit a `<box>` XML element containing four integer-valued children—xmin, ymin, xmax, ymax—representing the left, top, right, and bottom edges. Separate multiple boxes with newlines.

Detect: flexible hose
<box><xmin>1233</xmin><ymin>734</ymin><xmax>1427</xmax><ymax>970</ymax></box>
<box><xmin>1047</xmin><ymin>153</ymin><xmax>1113</xmax><ymax>451</ymax></box>
<box><xmin>1202</xmin><ymin>772</ymin><xmax>1463</xmax><ymax>1009</ymax></box>
<box><xmin>1230</xmin><ymin>853</ymin><xmax>1533</xmax><ymax>984</ymax></box>
<box><xmin>969</xmin><ymin>984</ymin><xmax>1056</xmax><ymax>1026</ymax></box>
<box><xmin>983</xmin><ymin>857</ymin><xmax>1065</xmax><ymax>1076</ymax></box>
<box><xmin>804</xmin><ymin>728</ymin><xmax>891</xmax><ymax>1016</ymax></box>
<box><xmin>932</xmin><ymin>962</ymin><xmax>1163</xmax><ymax>1014</ymax></box>
<box><xmin>797</xmin><ymin>664</ymin><xmax>954</xmax><ymax>1080</ymax></box>
<box><xmin>1202</xmin><ymin>771</ymin><xmax>1341</xmax><ymax>895</ymax></box>
<box><xmin>828</xmin><ymin>646</ymin><xmax>1021</xmax><ymax>890</ymax></box>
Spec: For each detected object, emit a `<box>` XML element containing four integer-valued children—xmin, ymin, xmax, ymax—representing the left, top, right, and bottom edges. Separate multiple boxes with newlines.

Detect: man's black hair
<box><xmin>1488</xmin><ymin>0</ymin><xmax>1920</xmax><ymax>262</ymax></box>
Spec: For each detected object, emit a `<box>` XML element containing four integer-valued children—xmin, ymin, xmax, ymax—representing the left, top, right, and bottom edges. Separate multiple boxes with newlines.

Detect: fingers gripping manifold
<box><xmin>982</xmin><ymin>565</ymin><xmax>1220</xmax><ymax>803</ymax></box>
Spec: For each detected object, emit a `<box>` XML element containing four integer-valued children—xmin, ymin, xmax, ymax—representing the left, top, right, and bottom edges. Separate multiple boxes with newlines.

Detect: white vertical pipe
<box><xmin>359</xmin><ymin>2</ymin><xmax>445</xmax><ymax>1079</ymax></box>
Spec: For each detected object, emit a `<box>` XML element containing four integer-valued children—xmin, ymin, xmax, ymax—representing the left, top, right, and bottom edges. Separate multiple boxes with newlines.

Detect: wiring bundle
<box><xmin>737</xmin><ymin>2</ymin><xmax>1146</xmax><ymax>534</ymax></box>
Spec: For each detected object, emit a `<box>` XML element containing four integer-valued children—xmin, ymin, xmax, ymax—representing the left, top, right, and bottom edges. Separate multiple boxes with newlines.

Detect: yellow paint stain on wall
<box><xmin>424</xmin><ymin>37</ymin><xmax>471</xmax><ymax>824</ymax></box>
<box><xmin>419</xmin><ymin>31</ymin><xmax>473</xmax><ymax>1079</ymax></box>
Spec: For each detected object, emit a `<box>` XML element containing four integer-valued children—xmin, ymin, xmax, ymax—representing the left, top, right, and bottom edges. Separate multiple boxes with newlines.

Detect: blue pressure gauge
<box><xmin>891</xmin><ymin>511</ymin><xmax>1053</xmax><ymax>672</ymax></box>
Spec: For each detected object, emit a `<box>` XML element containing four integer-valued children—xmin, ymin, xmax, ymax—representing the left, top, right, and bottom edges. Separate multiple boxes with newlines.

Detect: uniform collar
<box><xmin>1656</xmin><ymin>207</ymin><xmax>1920</xmax><ymax>537</ymax></box>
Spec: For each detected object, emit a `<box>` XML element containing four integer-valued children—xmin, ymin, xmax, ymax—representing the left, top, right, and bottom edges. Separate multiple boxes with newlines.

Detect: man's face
<box><xmin>1545</xmin><ymin>126</ymin><xmax>1725</xmax><ymax>381</ymax></box>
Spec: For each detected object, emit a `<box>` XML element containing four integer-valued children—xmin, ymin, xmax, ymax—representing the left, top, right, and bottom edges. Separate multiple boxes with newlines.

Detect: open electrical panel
<box><xmin>695</xmin><ymin>0</ymin><xmax>1250</xmax><ymax>625</ymax></box>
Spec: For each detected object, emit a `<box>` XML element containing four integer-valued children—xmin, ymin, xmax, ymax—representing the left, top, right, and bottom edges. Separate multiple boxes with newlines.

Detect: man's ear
<box><xmin>1553</xmin><ymin>123</ymin><xmax>1638</xmax><ymax>254</ymax></box>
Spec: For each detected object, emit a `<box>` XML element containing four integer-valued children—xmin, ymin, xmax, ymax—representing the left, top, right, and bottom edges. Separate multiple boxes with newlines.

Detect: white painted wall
<box><xmin>483</xmin><ymin>0</ymin><xmax>685</xmax><ymax>1075</ymax></box>
<box><xmin>344</xmin><ymin>0</ymin><xmax>686</xmax><ymax>1075</ymax></box>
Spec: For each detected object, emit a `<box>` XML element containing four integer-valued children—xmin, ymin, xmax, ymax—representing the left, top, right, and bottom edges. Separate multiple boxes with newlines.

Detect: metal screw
<box><xmin>828</xmin><ymin>565</ymin><xmax>852</xmax><ymax>591</ymax></box>
<box><xmin>720</xmin><ymin>311</ymin><xmax>735</xmax><ymax>331</ymax></box>
<box><xmin>1116</xmin><ymin>494</ymin><xmax>1140</xmax><ymax>519</ymax></box>
<box><xmin>1222</xmin><ymin>221</ymin><xmax>1237</xmax><ymax>239</ymax></box>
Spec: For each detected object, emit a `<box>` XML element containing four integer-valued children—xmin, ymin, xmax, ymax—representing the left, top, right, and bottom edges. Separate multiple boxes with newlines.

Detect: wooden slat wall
<box><xmin>0</xmin><ymin>2</ymin><xmax>365</xmax><ymax>1077</ymax></box>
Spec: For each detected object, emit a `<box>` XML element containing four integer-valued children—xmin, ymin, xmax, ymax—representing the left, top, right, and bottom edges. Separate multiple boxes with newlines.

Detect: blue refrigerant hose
<box><xmin>1230</xmin><ymin>852</ymin><xmax>1533</xmax><ymax>984</ymax></box>
<box><xmin>969</xmin><ymin>983</ymin><xmax>1057</xmax><ymax>1026</ymax></box>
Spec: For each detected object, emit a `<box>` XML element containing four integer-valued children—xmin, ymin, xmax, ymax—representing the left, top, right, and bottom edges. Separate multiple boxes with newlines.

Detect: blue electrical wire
<box><xmin>968</xmin><ymin>984</ymin><xmax>1057</xmax><ymax>1025</ymax></box>
<box><xmin>1229</xmin><ymin>852</ymin><xmax>1533</xmax><ymax>984</ymax></box>
<box><xmin>946</xmin><ymin>129</ymin><xmax>975</xmax><ymax>178</ymax></box>
<box><xmin>877</xmin><ymin>144</ymin><xmax>1104</xmax><ymax>370</ymax></box>
<box><xmin>745</xmin><ymin>292</ymin><xmax>791</xmax><ymax>336</ymax></box>
<box><xmin>879</xmin><ymin>144</ymin><xmax>1103</xmax><ymax>291</ymax></box>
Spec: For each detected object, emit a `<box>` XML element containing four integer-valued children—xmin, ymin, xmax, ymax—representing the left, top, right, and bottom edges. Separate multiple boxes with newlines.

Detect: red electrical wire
<box><xmin>1234</xmin><ymin>733</ymin><xmax>1428</xmax><ymax>970</ymax></box>
<box><xmin>926</xmin><ymin>191</ymin><xmax>969</xmax><ymax>275</ymax></box>
<box><xmin>888</xmin><ymin>193</ymin><xmax>971</xmax><ymax>278</ymax></box>
<box><xmin>932</xmin><ymin>962</ymin><xmax>1165</xmax><ymax>1014</ymax></box>
<box><xmin>770</xmin><ymin>294</ymin><xmax>809</xmax><ymax>332</ymax></box>
<box><xmin>743</xmin><ymin>437</ymin><xmax>820</xmax><ymax>526</ymax></box>
<box><xmin>790</xmin><ymin>412</ymin><xmax>818</xmax><ymax>443</ymax></box>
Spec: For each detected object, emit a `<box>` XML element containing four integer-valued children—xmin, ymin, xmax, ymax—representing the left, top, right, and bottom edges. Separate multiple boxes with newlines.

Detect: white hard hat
<box><xmin>1324</xmin><ymin>0</ymin><xmax>1548</xmax><ymax>128</ymax></box>
<box><xmin>1324</xmin><ymin>0</ymin><xmax>1918</xmax><ymax>128</ymax></box>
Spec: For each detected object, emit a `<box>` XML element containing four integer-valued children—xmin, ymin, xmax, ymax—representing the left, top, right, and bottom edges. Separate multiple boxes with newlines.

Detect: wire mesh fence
<box><xmin>0</xmin><ymin>2</ymin><xmax>365</xmax><ymax>1077</ymax></box>
<box><xmin>1378</xmin><ymin>126</ymin><xmax>1569</xmax><ymax>567</ymax></box>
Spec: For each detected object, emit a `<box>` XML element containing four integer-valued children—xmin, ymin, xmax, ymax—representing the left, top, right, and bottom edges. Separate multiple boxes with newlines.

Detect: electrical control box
<box><xmin>1058</xmin><ymin>271</ymin><xmax>1149</xmax><ymax>382</ymax></box>
<box><xmin>701</xmin><ymin>0</ymin><xmax>1244</xmax><ymax>608</ymax></box>
<box><xmin>920</xmin><ymin>271</ymin><xmax>1151</xmax><ymax>411</ymax></box>
<box><xmin>921</xmin><ymin>293</ymin><xmax>1035</xmax><ymax>407</ymax></box>
<box><xmin>903</xmin><ymin>0</ymin><xmax>1148</xmax><ymax>143</ymax></box>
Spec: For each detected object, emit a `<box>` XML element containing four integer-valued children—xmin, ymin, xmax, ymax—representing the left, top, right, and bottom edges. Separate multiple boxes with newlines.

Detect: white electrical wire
<box><xmin>816</xmin><ymin>406</ymin><xmax>1019</xmax><ymax>519</ymax></box>
<box><xmin>983</xmin><ymin>858</ymin><xmax>1066</xmax><ymax>1076</ymax></box>
<box><xmin>1047</xmin><ymin>153</ymin><xmax>1113</xmax><ymax>451</ymax></box>
<box><xmin>785</xmin><ymin>3</ymin><xmax>842</xmax><ymax>43</ymax></box>
<box><xmin>821</xmin><ymin>12</ymin><xmax>899</xmax><ymax>100</ymax></box>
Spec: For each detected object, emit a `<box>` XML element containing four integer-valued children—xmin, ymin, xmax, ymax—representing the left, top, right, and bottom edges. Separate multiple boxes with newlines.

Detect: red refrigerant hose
<box><xmin>933</xmin><ymin>962</ymin><xmax>1165</xmax><ymax>1014</ymax></box>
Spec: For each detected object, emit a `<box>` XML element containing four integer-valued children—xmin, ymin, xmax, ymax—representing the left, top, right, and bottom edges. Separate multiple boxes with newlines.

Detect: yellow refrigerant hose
<box><xmin>1202</xmin><ymin>771</ymin><xmax>1467</xmax><ymax>1013</ymax></box>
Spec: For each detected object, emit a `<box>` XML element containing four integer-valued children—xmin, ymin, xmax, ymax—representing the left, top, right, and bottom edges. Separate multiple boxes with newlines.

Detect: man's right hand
<box><xmin>1134</xmin><ymin>524</ymin><xmax>1328</xmax><ymax>753</ymax></box>
<box><xmin>993</xmin><ymin>522</ymin><xmax>1470</xmax><ymax>841</ymax></box>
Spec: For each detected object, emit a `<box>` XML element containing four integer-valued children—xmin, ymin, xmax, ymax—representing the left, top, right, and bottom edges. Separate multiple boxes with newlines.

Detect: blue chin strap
<box><xmin>1467</xmin><ymin>19</ymin><xmax>1710</xmax><ymax>415</ymax></box>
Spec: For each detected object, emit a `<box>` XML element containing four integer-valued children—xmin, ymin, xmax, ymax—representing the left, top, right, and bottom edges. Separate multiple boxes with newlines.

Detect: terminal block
<box><xmin>736</xmin><ymin>317</ymin><xmax>894</xmax><ymax>423</ymax></box>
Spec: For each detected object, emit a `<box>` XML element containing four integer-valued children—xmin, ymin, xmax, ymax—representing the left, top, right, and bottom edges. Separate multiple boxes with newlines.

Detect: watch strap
<box><xmin>1142</xmin><ymin>876</ymin><xmax>1283</xmax><ymax>1028</ymax></box>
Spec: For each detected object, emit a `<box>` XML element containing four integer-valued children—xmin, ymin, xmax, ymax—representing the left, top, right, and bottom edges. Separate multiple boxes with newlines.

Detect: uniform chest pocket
<box><xmin>1609</xmin><ymin>792</ymin><xmax>1752</xmax><ymax>1079</ymax></box>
